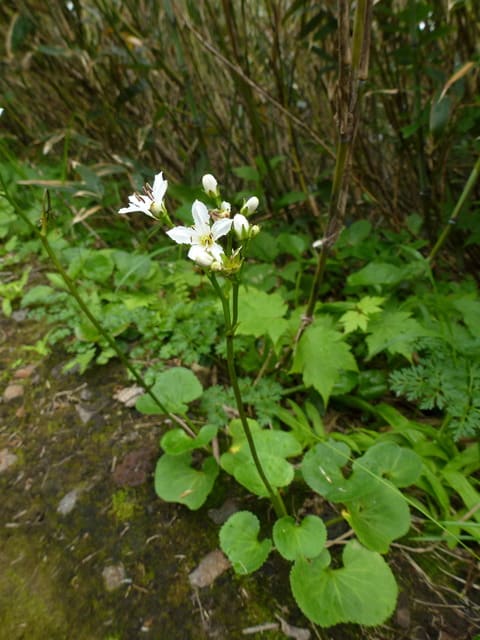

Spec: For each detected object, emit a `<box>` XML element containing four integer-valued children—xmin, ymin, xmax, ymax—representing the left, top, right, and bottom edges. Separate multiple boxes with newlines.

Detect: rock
<box><xmin>57</xmin><ymin>488</ymin><xmax>82</xmax><ymax>515</ymax></box>
<box><xmin>113</xmin><ymin>385</ymin><xmax>144</xmax><ymax>408</ymax></box>
<box><xmin>3</xmin><ymin>384</ymin><xmax>24</xmax><ymax>401</ymax></box>
<box><xmin>112</xmin><ymin>448</ymin><xmax>155</xmax><ymax>487</ymax></box>
<box><xmin>188</xmin><ymin>549</ymin><xmax>230</xmax><ymax>588</ymax></box>
<box><xmin>13</xmin><ymin>364</ymin><xmax>37</xmax><ymax>379</ymax></box>
<box><xmin>102</xmin><ymin>563</ymin><xmax>126</xmax><ymax>592</ymax></box>
<box><xmin>0</xmin><ymin>449</ymin><xmax>18</xmax><ymax>473</ymax></box>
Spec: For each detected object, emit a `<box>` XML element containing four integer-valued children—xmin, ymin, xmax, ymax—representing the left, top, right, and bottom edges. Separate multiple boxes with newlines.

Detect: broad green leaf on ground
<box><xmin>366</xmin><ymin>310</ymin><xmax>428</xmax><ymax>361</ymax></box>
<box><xmin>221</xmin><ymin>419</ymin><xmax>301</xmax><ymax>497</ymax></box>
<box><xmin>290</xmin><ymin>541</ymin><xmax>398</xmax><ymax>627</ymax></box>
<box><xmin>343</xmin><ymin>480</ymin><xmax>411</xmax><ymax>552</ymax></box>
<box><xmin>353</xmin><ymin>441</ymin><xmax>423</xmax><ymax>487</ymax></box>
<box><xmin>301</xmin><ymin>440</ymin><xmax>352</xmax><ymax>501</ymax></box>
<box><xmin>291</xmin><ymin>317</ymin><xmax>357</xmax><ymax>405</ymax></box>
<box><xmin>273</xmin><ymin>515</ymin><xmax>327</xmax><ymax>561</ymax></box>
<box><xmin>136</xmin><ymin>367</ymin><xmax>203</xmax><ymax>414</ymax></box>
<box><xmin>347</xmin><ymin>262</ymin><xmax>404</xmax><ymax>287</ymax></box>
<box><xmin>160</xmin><ymin>424</ymin><xmax>218</xmax><ymax>455</ymax></box>
<box><xmin>237</xmin><ymin>286</ymin><xmax>288</xmax><ymax>345</ymax></box>
<box><xmin>219</xmin><ymin>511</ymin><xmax>272</xmax><ymax>574</ymax></box>
<box><xmin>154</xmin><ymin>453</ymin><xmax>218</xmax><ymax>510</ymax></box>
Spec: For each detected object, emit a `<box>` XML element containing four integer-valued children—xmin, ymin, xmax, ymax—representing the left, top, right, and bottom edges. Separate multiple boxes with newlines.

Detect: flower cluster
<box><xmin>119</xmin><ymin>171</ymin><xmax>259</xmax><ymax>271</ymax></box>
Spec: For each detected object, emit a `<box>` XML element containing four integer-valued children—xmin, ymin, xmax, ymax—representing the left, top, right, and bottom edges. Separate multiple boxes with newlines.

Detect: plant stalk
<box><xmin>428</xmin><ymin>155</ymin><xmax>480</xmax><ymax>264</ymax></box>
<box><xmin>210</xmin><ymin>274</ymin><xmax>287</xmax><ymax>518</ymax></box>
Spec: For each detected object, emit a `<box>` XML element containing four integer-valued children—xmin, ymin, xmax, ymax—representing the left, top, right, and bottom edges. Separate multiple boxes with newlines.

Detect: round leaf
<box><xmin>290</xmin><ymin>540</ymin><xmax>398</xmax><ymax>627</ymax></box>
<box><xmin>136</xmin><ymin>367</ymin><xmax>203</xmax><ymax>415</ymax></box>
<box><xmin>273</xmin><ymin>515</ymin><xmax>327</xmax><ymax>561</ymax></box>
<box><xmin>219</xmin><ymin>511</ymin><xmax>272</xmax><ymax>574</ymax></box>
<box><xmin>154</xmin><ymin>453</ymin><xmax>218</xmax><ymax>510</ymax></box>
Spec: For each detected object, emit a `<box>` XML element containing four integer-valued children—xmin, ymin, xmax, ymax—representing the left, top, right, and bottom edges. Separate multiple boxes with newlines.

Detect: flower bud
<box><xmin>202</xmin><ymin>173</ymin><xmax>218</xmax><ymax>197</ymax></box>
<box><xmin>241</xmin><ymin>196</ymin><xmax>259</xmax><ymax>215</ymax></box>
<box><xmin>250</xmin><ymin>224</ymin><xmax>260</xmax><ymax>237</ymax></box>
<box><xmin>233</xmin><ymin>214</ymin><xmax>250</xmax><ymax>240</ymax></box>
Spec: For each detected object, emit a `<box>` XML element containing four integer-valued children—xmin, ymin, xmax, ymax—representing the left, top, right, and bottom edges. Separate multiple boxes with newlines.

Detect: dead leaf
<box><xmin>189</xmin><ymin>549</ymin><xmax>230</xmax><ymax>588</ymax></box>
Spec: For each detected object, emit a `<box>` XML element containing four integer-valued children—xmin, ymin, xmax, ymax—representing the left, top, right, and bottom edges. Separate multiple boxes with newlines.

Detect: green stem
<box><xmin>0</xmin><ymin>176</ymin><xmax>195</xmax><ymax>436</ymax></box>
<box><xmin>428</xmin><ymin>155</ymin><xmax>480</xmax><ymax>263</ymax></box>
<box><xmin>210</xmin><ymin>274</ymin><xmax>287</xmax><ymax>518</ymax></box>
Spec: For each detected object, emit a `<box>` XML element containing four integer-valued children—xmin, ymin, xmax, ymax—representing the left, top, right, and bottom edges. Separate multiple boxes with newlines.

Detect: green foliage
<box><xmin>290</xmin><ymin>541</ymin><xmax>398</xmax><ymax>627</ymax></box>
<box><xmin>135</xmin><ymin>367</ymin><xmax>203</xmax><ymax>415</ymax></box>
<box><xmin>154</xmin><ymin>453</ymin><xmax>218</xmax><ymax>511</ymax></box>
<box><xmin>291</xmin><ymin>317</ymin><xmax>358</xmax><ymax>405</ymax></box>
<box><xmin>219</xmin><ymin>511</ymin><xmax>272</xmax><ymax>574</ymax></box>
<box><xmin>390</xmin><ymin>339</ymin><xmax>480</xmax><ymax>439</ymax></box>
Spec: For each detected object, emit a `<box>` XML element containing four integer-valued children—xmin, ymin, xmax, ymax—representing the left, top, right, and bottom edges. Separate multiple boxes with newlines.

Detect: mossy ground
<box><xmin>1</xmin><ymin>314</ymin><xmax>479</xmax><ymax>640</ymax></box>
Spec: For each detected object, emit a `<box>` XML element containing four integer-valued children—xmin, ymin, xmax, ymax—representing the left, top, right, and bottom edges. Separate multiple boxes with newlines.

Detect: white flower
<box><xmin>166</xmin><ymin>199</ymin><xmax>232</xmax><ymax>267</ymax></box>
<box><xmin>202</xmin><ymin>173</ymin><xmax>218</xmax><ymax>196</ymax></box>
<box><xmin>241</xmin><ymin>196</ymin><xmax>259</xmax><ymax>215</ymax></box>
<box><xmin>233</xmin><ymin>213</ymin><xmax>250</xmax><ymax>239</ymax></box>
<box><xmin>118</xmin><ymin>172</ymin><xmax>168</xmax><ymax>218</ymax></box>
<box><xmin>0</xmin><ymin>108</ymin><xmax>4</xmax><ymax>117</ymax></box>
<box><xmin>220</xmin><ymin>201</ymin><xmax>231</xmax><ymax>214</ymax></box>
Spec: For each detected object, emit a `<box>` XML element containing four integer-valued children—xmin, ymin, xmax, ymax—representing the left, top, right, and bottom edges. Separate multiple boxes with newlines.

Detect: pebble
<box><xmin>188</xmin><ymin>549</ymin><xmax>230</xmax><ymax>588</ymax></box>
<box><xmin>3</xmin><ymin>384</ymin><xmax>24</xmax><ymax>402</ymax></box>
<box><xmin>0</xmin><ymin>449</ymin><xmax>18</xmax><ymax>473</ymax></box>
<box><xmin>57</xmin><ymin>488</ymin><xmax>82</xmax><ymax>515</ymax></box>
<box><xmin>102</xmin><ymin>563</ymin><xmax>127</xmax><ymax>591</ymax></box>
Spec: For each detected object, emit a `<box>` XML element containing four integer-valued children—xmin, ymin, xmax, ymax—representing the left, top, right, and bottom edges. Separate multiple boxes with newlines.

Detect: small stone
<box><xmin>113</xmin><ymin>385</ymin><xmax>144</xmax><ymax>408</ymax></box>
<box><xmin>13</xmin><ymin>364</ymin><xmax>37</xmax><ymax>379</ymax></box>
<box><xmin>76</xmin><ymin>404</ymin><xmax>95</xmax><ymax>424</ymax></box>
<box><xmin>188</xmin><ymin>549</ymin><xmax>230</xmax><ymax>588</ymax></box>
<box><xmin>3</xmin><ymin>384</ymin><xmax>24</xmax><ymax>402</ymax></box>
<box><xmin>102</xmin><ymin>563</ymin><xmax>126</xmax><ymax>591</ymax></box>
<box><xmin>0</xmin><ymin>449</ymin><xmax>18</xmax><ymax>473</ymax></box>
<box><xmin>57</xmin><ymin>488</ymin><xmax>82</xmax><ymax>515</ymax></box>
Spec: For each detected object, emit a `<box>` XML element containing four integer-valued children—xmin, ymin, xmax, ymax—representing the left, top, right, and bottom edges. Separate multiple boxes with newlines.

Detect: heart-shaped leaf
<box><xmin>344</xmin><ymin>480</ymin><xmax>411</xmax><ymax>553</ymax></box>
<box><xmin>136</xmin><ymin>367</ymin><xmax>203</xmax><ymax>415</ymax></box>
<box><xmin>154</xmin><ymin>453</ymin><xmax>218</xmax><ymax>510</ymax></box>
<box><xmin>161</xmin><ymin>424</ymin><xmax>218</xmax><ymax>455</ymax></box>
<box><xmin>353</xmin><ymin>441</ymin><xmax>423</xmax><ymax>487</ymax></box>
<box><xmin>219</xmin><ymin>511</ymin><xmax>272</xmax><ymax>574</ymax></box>
<box><xmin>290</xmin><ymin>540</ymin><xmax>398</xmax><ymax>627</ymax></box>
<box><xmin>273</xmin><ymin>515</ymin><xmax>327</xmax><ymax>561</ymax></box>
<box><xmin>300</xmin><ymin>441</ymin><xmax>353</xmax><ymax>501</ymax></box>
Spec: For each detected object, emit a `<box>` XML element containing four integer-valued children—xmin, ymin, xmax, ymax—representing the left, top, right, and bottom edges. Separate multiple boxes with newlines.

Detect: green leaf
<box><xmin>135</xmin><ymin>367</ymin><xmax>203</xmax><ymax>415</ymax></box>
<box><xmin>160</xmin><ymin>424</ymin><xmax>218</xmax><ymax>455</ymax></box>
<box><xmin>347</xmin><ymin>262</ymin><xmax>404</xmax><ymax>287</ymax></box>
<box><xmin>366</xmin><ymin>310</ymin><xmax>427</xmax><ymax>360</ymax></box>
<box><xmin>344</xmin><ymin>481</ymin><xmax>411</xmax><ymax>552</ymax></box>
<box><xmin>221</xmin><ymin>420</ymin><xmax>301</xmax><ymax>497</ymax></box>
<box><xmin>154</xmin><ymin>453</ymin><xmax>218</xmax><ymax>510</ymax></box>
<box><xmin>237</xmin><ymin>286</ymin><xmax>288</xmax><ymax>345</ymax></box>
<box><xmin>290</xmin><ymin>541</ymin><xmax>398</xmax><ymax>627</ymax></box>
<box><xmin>301</xmin><ymin>441</ymin><xmax>352</xmax><ymax>501</ymax></box>
<box><xmin>21</xmin><ymin>285</ymin><xmax>56</xmax><ymax>307</ymax></box>
<box><xmin>273</xmin><ymin>515</ymin><xmax>327</xmax><ymax>561</ymax></box>
<box><xmin>354</xmin><ymin>442</ymin><xmax>423</xmax><ymax>488</ymax></box>
<box><xmin>219</xmin><ymin>511</ymin><xmax>272</xmax><ymax>574</ymax></box>
<box><xmin>291</xmin><ymin>318</ymin><xmax>357</xmax><ymax>405</ymax></box>
<box><xmin>430</xmin><ymin>95</ymin><xmax>453</xmax><ymax>137</ymax></box>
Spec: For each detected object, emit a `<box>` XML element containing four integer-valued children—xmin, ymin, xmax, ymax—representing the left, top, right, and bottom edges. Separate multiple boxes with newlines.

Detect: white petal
<box><xmin>245</xmin><ymin>196</ymin><xmax>259</xmax><ymax>214</ymax></box>
<box><xmin>191</xmin><ymin>200</ymin><xmax>210</xmax><ymax>233</ymax></box>
<box><xmin>202</xmin><ymin>174</ymin><xmax>217</xmax><ymax>194</ymax></box>
<box><xmin>211</xmin><ymin>218</ymin><xmax>233</xmax><ymax>240</ymax></box>
<box><xmin>188</xmin><ymin>245</ymin><xmax>214</xmax><ymax>266</ymax></box>
<box><xmin>210</xmin><ymin>242</ymin><xmax>225</xmax><ymax>261</ymax></box>
<box><xmin>233</xmin><ymin>214</ymin><xmax>249</xmax><ymax>234</ymax></box>
<box><xmin>166</xmin><ymin>226</ymin><xmax>194</xmax><ymax>244</ymax></box>
<box><xmin>152</xmin><ymin>172</ymin><xmax>168</xmax><ymax>202</ymax></box>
